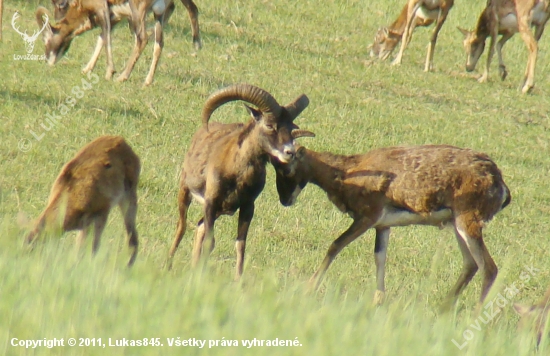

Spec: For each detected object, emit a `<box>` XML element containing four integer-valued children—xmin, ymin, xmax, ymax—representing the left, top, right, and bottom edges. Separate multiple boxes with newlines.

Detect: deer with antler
<box><xmin>12</xmin><ymin>11</ymin><xmax>49</xmax><ymax>54</ymax></box>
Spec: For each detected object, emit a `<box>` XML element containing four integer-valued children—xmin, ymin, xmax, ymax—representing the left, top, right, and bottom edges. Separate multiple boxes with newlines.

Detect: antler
<box><xmin>11</xmin><ymin>12</ymin><xmax>28</xmax><ymax>38</ymax></box>
<box><xmin>11</xmin><ymin>11</ymin><xmax>49</xmax><ymax>40</ymax></box>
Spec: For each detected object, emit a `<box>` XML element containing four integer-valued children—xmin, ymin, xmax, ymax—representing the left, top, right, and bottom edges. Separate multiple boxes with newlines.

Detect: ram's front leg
<box><xmin>235</xmin><ymin>203</ymin><xmax>254</xmax><ymax>280</ymax></box>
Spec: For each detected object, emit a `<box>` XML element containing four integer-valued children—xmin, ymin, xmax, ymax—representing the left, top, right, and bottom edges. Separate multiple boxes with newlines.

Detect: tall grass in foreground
<box><xmin>0</xmin><ymin>217</ymin><xmax>545</xmax><ymax>356</ymax></box>
<box><xmin>1</xmin><ymin>0</ymin><xmax>550</xmax><ymax>354</ymax></box>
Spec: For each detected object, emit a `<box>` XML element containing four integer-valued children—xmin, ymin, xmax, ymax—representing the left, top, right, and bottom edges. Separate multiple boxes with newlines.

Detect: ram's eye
<box><xmin>265</xmin><ymin>124</ymin><xmax>275</xmax><ymax>131</ymax></box>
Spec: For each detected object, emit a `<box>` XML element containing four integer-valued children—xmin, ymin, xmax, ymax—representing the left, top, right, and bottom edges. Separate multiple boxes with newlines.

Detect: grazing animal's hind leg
<box><xmin>180</xmin><ymin>0</ymin><xmax>201</xmax><ymax>49</ymax></box>
<box><xmin>424</xmin><ymin>8</ymin><xmax>450</xmax><ymax>72</ymax></box>
<box><xmin>453</xmin><ymin>213</ymin><xmax>498</xmax><ymax>308</ymax></box>
<box><xmin>168</xmin><ymin>186</ymin><xmax>191</xmax><ymax>268</ymax></box>
<box><xmin>496</xmin><ymin>33</ymin><xmax>513</xmax><ymax>81</ymax></box>
<box><xmin>116</xmin><ymin>1</ymin><xmax>148</xmax><ymax>83</ymax></box>
<box><xmin>373</xmin><ymin>228</ymin><xmax>390</xmax><ymax>305</ymax></box>
<box><xmin>518</xmin><ymin>16</ymin><xmax>538</xmax><ymax>93</ymax></box>
<box><xmin>191</xmin><ymin>217</ymin><xmax>207</xmax><ymax>267</ymax></box>
<box><xmin>94</xmin><ymin>7</ymin><xmax>114</xmax><ymax>80</ymax></box>
<box><xmin>120</xmin><ymin>193</ymin><xmax>139</xmax><ymax>267</ymax></box>
<box><xmin>144</xmin><ymin>12</ymin><xmax>165</xmax><ymax>86</ymax></box>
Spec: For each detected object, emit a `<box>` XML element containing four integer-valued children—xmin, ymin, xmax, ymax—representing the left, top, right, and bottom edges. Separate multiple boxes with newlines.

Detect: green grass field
<box><xmin>1</xmin><ymin>0</ymin><xmax>550</xmax><ymax>354</ymax></box>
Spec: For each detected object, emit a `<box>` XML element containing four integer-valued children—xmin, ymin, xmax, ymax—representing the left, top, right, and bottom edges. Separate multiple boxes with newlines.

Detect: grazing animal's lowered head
<box><xmin>370</xmin><ymin>27</ymin><xmax>401</xmax><ymax>60</ymax></box>
<box><xmin>35</xmin><ymin>5</ymin><xmax>92</xmax><ymax>66</ymax></box>
<box><xmin>458</xmin><ymin>27</ymin><xmax>485</xmax><ymax>72</ymax></box>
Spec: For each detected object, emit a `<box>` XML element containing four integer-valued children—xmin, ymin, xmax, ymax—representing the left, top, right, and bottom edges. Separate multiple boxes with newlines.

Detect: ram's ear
<box><xmin>245</xmin><ymin>104</ymin><xmax>262</xmax><ymax>122</ymax></box>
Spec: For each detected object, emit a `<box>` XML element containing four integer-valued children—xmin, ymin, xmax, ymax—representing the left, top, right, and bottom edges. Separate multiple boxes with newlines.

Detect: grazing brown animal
<box><xmin>458</xmin><ymin>0</ymin><xmax>550</xmax><ymax>93</ymax></box>
<box><xmin>51</xmin><ymin>0</ymin><xmax>201</xmax><ymax>48</ymax></box>
<box><xmin>273</xmin><ymin>144</ymin><xmax>510</xmax><ymax>308</ymax></box>
<box><xmin>514</xmin><ymin>287</ymin><xmax>550</xmax><ymax>346</ymax></box>
<box><xmin>36</xmin><ymin>0</ymin><xmax>200</xmax><ymax>86</ymax></box>
<box><xmin>26</xmin><ymin>136</ymin><xmax>141</xmax><ymax>266</ymax></box>
<box><xmin>167</xmin><ymin>84</ymin><xmax>312</xmax><ymax>279</ymax></box>
<box><xmin>370</xmin><ymin>0</ymin><xmax>454</xmax><ymax>72</ymax></box>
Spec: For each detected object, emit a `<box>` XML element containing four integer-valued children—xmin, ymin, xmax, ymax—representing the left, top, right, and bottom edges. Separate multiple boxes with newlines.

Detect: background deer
<box><xmin>458</xmin><ymin>0</ymin><xmax>550</xmax><ymax>93</ymax></box>
<box><xmin>273</xmin><ymin>144</ymin><xmax>510</xmax><ymax>308</ymax></box>
<box><xmin>372</xmin><ymin>0</ymin><xmax>454</xmax><ymax>72</ymax></box>
<box><xmin>51</xmin><ymin>0</ymin><xmax>201</xmax><ymax>49</ymax></box>
<box><xmin>36</xmin><ymin>0</ymin><xmax>200</xmax><ymax>86</ymax></box>
<box><xmin>26</xmin><ymin>136</ymin><xmax>141</xmax><ymax>267</ymax></box>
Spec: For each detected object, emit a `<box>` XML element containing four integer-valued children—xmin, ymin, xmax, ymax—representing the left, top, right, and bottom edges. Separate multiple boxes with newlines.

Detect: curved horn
<box><xmin>291</xmin><ymin>129</ymin><xmax>316</xmax><ymax>139</ymax></box>
<box><xmin>284</xmin><ymin>94</ymin><xmax>309</xmax><ymax>120</ymax></box>
<box><xmin>201</xmin><ymin>84</ymin><xmax>282</xmax><ymax>129</ymax></box>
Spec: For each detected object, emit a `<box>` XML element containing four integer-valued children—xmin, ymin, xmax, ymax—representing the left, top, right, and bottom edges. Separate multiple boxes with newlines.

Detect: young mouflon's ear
<box><xmin>296</xmin><ymin>146</ymin><xmax>306</xmax><ymax>159</ymax></box>
<box><xmin>457</xmin><ymin>27</ymin><xmax>470</xmax><ymax>37</ymax></box>
<box><xmin>244</xmin><ymin>104</ymin><xmax>262</xmax><ymax>121</ymax></box>
<box><xmin>513</xmin><ymin>303</ymin><xmax>534</xmax><ymax>316</ymax></box>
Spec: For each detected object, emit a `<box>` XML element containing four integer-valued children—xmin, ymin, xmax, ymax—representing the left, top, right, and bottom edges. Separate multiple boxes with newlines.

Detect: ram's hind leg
<box><xmin>168</xmin><ymin>186</ymin><xmax>191</xmax><ymax>269</ymax></box>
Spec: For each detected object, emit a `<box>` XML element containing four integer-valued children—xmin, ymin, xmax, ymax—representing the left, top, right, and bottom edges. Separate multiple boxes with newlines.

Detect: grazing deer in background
<box><xmin>51</xmin><ymin>0</ymin><xmax>201</xmax><ymax>48</ymax></box>
<box><xmin>371</xmin><ymin>0</ymin><xmax>454</xmax><ymax>72</ymax></box>
<box><xmin>36</xmin><ymin>0</ymin><xmax>200</xmax><ymax>86</ymax></box>
<box><xmin>26</xmin><ymin>136</ymin><xmax>141</xmax><ymax>267</ymax></box>
<box><xmin>514</xmin><ymin>286</ymin><xmax>550</xmax><ymax>346</ymax></box>
<box><xmin>458</xmin><ymin>0</ymin><xmax>550</xmax><ymax>94</ymax></box>
<box><xmin>273</xmin><ymin>144</ymin><xmax>510</xmax><ymax>308</ymax></box>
